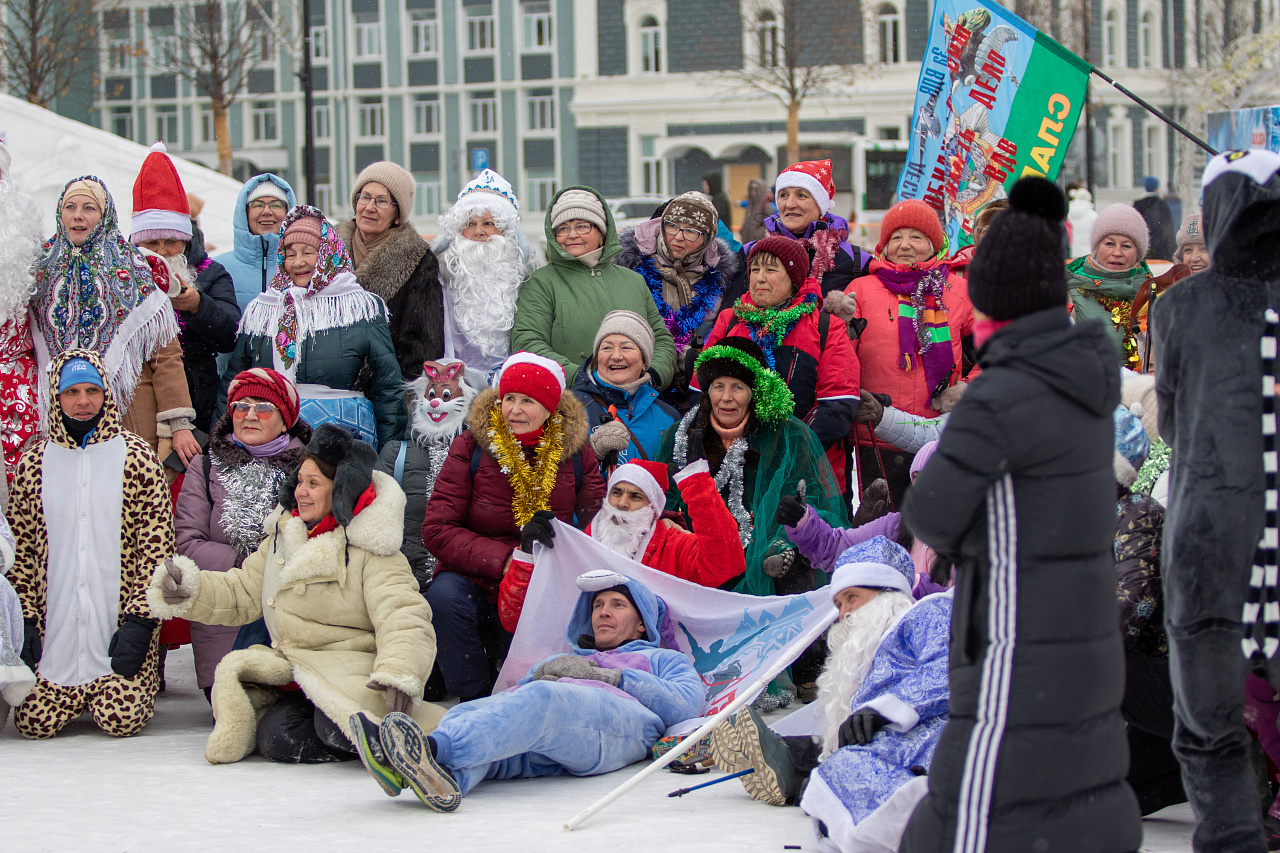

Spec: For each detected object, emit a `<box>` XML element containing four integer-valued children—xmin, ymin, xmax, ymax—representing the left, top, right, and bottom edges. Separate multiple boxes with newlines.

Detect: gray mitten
<box><xmin>532</xmin><ymin>654</ymin><xmax>598</xmax><ymax>681</ymax></box>
<box><xmin>931</xmin><ymin>382</ymin><xmax>968</xmax><ymax>413</ymax></box>
<box><xmin>823</xmin><ymin>289</ymin><xmax>857</xmax><ymax>321</ymax></box>
<box><xmin>589</xmin><ymin>665</ymin><xmax>622</xmax><ymax>687</ymax></box>
<box><xmin>589</xmin><ymin>420</ymin><xmax>631</xmax><ymax>457</ymax></box>
<box><xmin>159</xmin><ymin>557</ymin><xmax>192</xmax><ymax>605</ymax></box>
<box><xmin>762</xmin><ymin>547</ymin><xmax>798</xmax><ymax>579</ymax></box>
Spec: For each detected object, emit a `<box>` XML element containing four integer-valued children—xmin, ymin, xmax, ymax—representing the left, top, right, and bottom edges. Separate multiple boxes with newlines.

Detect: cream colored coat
<box><xmin>149</xmin><ymin>470</ymin><xmax>444</xmax><ymax>764</ymax></box>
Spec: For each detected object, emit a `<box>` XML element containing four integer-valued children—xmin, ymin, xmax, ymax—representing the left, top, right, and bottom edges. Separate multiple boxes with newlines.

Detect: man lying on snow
<box><xmin>497</xmin><ymin>459</ymin><xmax>747</xmax><ymax>630</ymax></box>
<box><xmin>348</xmin><ymin>569</ymin><xmax>705</xmax><ymax>811</ymax></box>
<box><xmin>710</xmin><ymin>536</ymin><xmax>951</xmax><ymax>853</ymax></box>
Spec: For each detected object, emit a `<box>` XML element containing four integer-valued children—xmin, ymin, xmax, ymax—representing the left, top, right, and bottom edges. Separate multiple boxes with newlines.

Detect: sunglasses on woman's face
<box><xmin>231</xmin><ymin>401</ymin><xmax>279</xmax><ymax>418</ymax></box>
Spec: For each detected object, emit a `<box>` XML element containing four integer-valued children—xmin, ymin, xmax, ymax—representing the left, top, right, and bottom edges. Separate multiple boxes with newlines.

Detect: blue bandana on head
<box><xmin>59</xmin><ymin>357</ymin><xmax>105</xmax><ymax>394</ymax></box>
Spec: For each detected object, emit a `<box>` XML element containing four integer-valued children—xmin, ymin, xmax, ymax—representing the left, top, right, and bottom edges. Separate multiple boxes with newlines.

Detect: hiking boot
<box><xmin>379</xmin><ymin>712</ymin><xmax>462</xmax><ymax>812</ymax></box>
<box><xmin>708</xmin><ymin>706</ymin><xmax>796</xmax><ymax>806</ymax></box>
<box><xmin>349</xmin><ymin>712</ymin><xmax>405</xmax><ymax>797</ymax></box>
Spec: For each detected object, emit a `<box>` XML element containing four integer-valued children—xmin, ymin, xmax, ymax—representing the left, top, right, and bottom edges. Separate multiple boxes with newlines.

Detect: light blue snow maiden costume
<box><xmin>428</xmin><ymin>568</ymin><xmax>705</xmax><ymax>795</ymax></box>
<box><xmin>800</xmin><ymin>543</ymin><xmax>952</xmax><ymax>853</ymax></box>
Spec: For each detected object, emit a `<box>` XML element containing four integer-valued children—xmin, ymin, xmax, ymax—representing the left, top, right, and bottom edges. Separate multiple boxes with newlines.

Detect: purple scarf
<box><xmin>875</xmin><ymin>261</ymin><xmax>956</xmax><ymax>398</ymax></box>
<box><xmin>233</xmin><ymin>432</ymin><xmax>293</xmax><ymax>457</ymax></box>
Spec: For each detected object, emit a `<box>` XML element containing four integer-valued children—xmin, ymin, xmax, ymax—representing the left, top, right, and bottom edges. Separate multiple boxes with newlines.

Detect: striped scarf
<box><xmin>874</xmin><ymin>259</ymin><xmax>956</xmax><ymax>396</ymax></box>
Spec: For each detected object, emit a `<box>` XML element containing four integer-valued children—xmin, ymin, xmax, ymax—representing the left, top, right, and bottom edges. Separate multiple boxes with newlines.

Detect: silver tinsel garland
<box><xmin>674</xmin><ymin>409</ymin><xmax>754</xmax><ymax>548</ymax></box>
<box><xmin>212</xmin><ymin>457</ymin><xmax>290</xmax><ymax>557</ymax></box>
<box><xmin>419</xmin><ymin>442</ymin><xmax>451</xmax><ymax>573</ymax></box>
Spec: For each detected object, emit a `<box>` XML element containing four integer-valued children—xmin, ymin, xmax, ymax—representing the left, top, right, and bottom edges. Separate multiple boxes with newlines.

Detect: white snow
<box><xmin>0</xmin><ymin>646</ymin><xmax>1196</xmax><ymax>852</ymax></box>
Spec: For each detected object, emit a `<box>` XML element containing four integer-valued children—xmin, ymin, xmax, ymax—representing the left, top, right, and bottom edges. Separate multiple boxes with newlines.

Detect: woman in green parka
<box><xmin>511</xmin><ymin>186</ymin><xmax>678</xmax><ymax>387</ymax></box>
<box><xmin>656</xmin><ymin>337</ymin><xmax>848</xmax><ymax>598</ymax></box>
<box><xmin>223</xmin><ymin>206</ymin><xmax>405</xmax><ymax>447</ymax></box>
<box><xmin>1066</xmin><ymin>203</ymin><xmax>1153</xmax><ymax>371</ymax></box>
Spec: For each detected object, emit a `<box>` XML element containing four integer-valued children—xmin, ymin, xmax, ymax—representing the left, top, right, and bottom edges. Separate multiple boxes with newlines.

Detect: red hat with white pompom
<box><xmin>609</xmin><ymin>460</ymin><xmax>670</xmax><ymax>513</ymax></box>
<box><xmin>498</xmin><ymin>352</ymin><xmax>566</xmax><ymax>413</ymax></box>
<box><xmin>131</xmin><ymin>141</ymin><xmax>192</xmax><ymax>244</ymax></box>
<box><xmin>774</xmin><ymin>160</ymin><xmax>836</xmax><ymax>217</ymax></box>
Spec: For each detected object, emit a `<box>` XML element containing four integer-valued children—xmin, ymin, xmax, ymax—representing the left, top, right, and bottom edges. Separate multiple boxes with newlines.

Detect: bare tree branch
<box><xmin>0</xmin><ymin>0</ymin><xmax>98</xmax><ymax>107</ymax></box>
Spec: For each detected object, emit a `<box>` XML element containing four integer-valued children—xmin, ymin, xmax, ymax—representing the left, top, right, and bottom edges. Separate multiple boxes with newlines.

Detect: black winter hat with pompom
<box><xmin>967</xmin><ymin>177</ymin><xmax>1069</xmax><ymax>321</ymax></box>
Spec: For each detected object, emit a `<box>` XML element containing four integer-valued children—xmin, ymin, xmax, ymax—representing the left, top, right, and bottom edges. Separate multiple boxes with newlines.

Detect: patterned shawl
<box><xmin>30</xmin><ymin>175</ymin><xmax>179</xmax><ymax>411</ymax></box>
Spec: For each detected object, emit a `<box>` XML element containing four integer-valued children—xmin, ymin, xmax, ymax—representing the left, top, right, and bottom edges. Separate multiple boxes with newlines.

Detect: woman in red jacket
<box><xmin>695</xmin><ymin>236</ymin><xmax>860</xmax><ymax>496</ymax></box>
<box><xmin>421</xmin><ymin>352</ymin><xmax>605</xmax><ymax>701</ymax></box>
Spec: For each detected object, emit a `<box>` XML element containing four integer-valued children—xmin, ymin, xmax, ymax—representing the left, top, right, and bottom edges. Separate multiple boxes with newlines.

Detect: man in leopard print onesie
<box><xmin>6</xmin><ymin>348</ymin><xmax>175</xmax><ymax>738</ymax></box>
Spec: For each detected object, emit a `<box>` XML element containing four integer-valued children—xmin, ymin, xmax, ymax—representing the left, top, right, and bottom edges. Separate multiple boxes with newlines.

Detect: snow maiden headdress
<box><xmin>30</xmin><ymin>175</ymin><xmax>180</xmax><ymax>411</ymax></box>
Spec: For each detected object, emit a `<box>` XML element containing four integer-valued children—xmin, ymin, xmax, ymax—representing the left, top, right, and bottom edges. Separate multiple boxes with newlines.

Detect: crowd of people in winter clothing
<box><xmin>3</xmin><ymin>130</ymin><xmax>1280</xmax><ymax>853</ymax></box>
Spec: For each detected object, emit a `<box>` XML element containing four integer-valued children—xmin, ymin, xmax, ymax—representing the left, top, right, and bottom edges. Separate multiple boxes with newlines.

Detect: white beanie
<box><xmin>247</xmin><ymin>180</ymin><xmax>289</xmax><ymax>205</ymax></box>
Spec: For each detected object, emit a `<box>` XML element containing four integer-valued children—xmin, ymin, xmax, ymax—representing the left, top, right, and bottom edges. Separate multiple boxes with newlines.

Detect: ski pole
<box><xmin>668</xmin><ymin>768</ymin><xmax>755</xmax><ymax>798</ymax></box>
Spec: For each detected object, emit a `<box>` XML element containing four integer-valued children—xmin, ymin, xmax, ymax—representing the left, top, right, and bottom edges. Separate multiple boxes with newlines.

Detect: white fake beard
<box><xmin>0</xmin><ymin>177</ymin><xmax>45</xmax><ymax>323</ymax></box>
<box><xmin>591</xmin><ymin>502</ymin><xmax>657</xmax><ymax>560</ymax></box>
<box><xmin>442</xmin><ymin>234</ymin><xmax>526</xmax><ymax>363</ymax></box>
<box><xmin>409</xmin><ymin>393</ymin><xmax>472</xmax><ymax>446</ymax></box>
<box><xmin>815</xmin><ymin>590</ymin><xmax>915</xmax><ymax>757</ymax></box>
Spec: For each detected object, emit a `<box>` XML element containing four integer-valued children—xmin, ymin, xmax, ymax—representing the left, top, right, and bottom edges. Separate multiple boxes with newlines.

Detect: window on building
<box><xmin>200</xmin><ymin>105</ymin><xmax>214</xmax><ymax>143</ymax></box>
<box><xmin>111</xmin><ymin>106</ymin><xmax>134</xmax><ymax>141</ymax></box>
<box><xmin>1109</xmin><ymin>123</ymin><xmax>1128</xmax><ymax>187</ymax></box>
<box><xmin>639</xmin><ymin>16</ymin><xmax>662</xmax><ymax>73</ymax></box>
<box><xmin>252</xmin><ymin>101</ymin><xmax>278</xmax><ymax>142</ymax></box>
<box><xmin>410</xmin><ymin>10</ymin><xmax>438</xmax><ymax>56</ymax></box>
<box><xmin>1144</xmin><ymin>124</ymin><xmax>1162</xmax><ymax>178</ymax></box>
<box><xmin>315</xmin><ymin>184</ymin><xmax>334</xmax><ymax>216</ymax></box>
<box><xmin>642</xmin><ymin>157</ymin><xmax>666</xmax><ymax>196</ymax></box>
<box><xmin>247</xmin><ymin>2</ymin><xmax>275</xmax><ymax>63</ymax></box>
<box><xmin>413</xmin><ymin>94</ymin><xmax>440</xmax><ymax>134</ymax></box>
<box><xmin>154</xmin><ymin>105</ymin><xmax>179</xmax><ymax>145</ymax></box>
<box><xmin>527</xmin><ymin>177</ymin><xmax>557</xmax><ymax>212</ymax></box>
<box><xmin>358</xmin><ymin>97</ymin><xmax>386</xmax><ymax>137</ymax></box>
<box><xmin>527</xmin><ymin>90</ymin><xmax>555</xmax><ymax>131</ymax></box>
<box><xmin>414</xmin><ymin>181</ymin><xmax>442</xmax><ymax>217</ymax></box>
<box><xmin>470</xmin><ymin>91</ymin><xmax>497</xmax><ymax>133</ymax></box>
<box><xmin>150</xmin><ymin>29</ymin><xmax>178</xmax><ymax>69</ymax></box>
<box><xmin>106</xmin><ymin>23</ymin><xmax>133</xmax><ymax>73</ymax></box>
<box><xmin>312</xmin><ymin>26</ymin><xmax>330</xmax><ymax>60</ymax></box>
<box><xmin>756</xmin><ymin>10</ymin><xmax>780</xmax><ymax>68</ymax></box>
<box><xmin>878</xmin><ymin>4</ymin><xmax>902</xmax><ymax>64</ymax></box>
<box><xmin>523</xmin><ymin>2</ymin><xmax>553</xmax><ymax>49</ymax></box>
<box><xmin>1104</xmin><ymin>8</ymin><xmax>1120</xmax><ymax>67</ymax></box>
<box><xmin>355</xmin><ymin>16</ymin><xmax>382</xmax><ymax>58</ymax></box>
<box><xmin>1140</xmin><ymin>10</ymin><xmax>1155</xmax><ymax>67</ymax></box>
<box><xmin>877</xmin><ymin>126</ymin><xmax>902</xmax><ymax>140</ymax></box>
<box><xmin>467</xmin><ymin>7</ymin><xmax>496</xmax><ymax>52</ymax></box>
<box><xmin>314</xmin><ymin>103</ymin><xmax>332</xmax><ymax>139</ymax></box>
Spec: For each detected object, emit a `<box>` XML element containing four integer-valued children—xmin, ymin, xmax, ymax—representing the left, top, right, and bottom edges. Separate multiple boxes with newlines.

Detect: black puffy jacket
<box><xmin>900</xmin><ymin>307</ymin><xmax>1141</xmax><ymax>852</ymax></box>
<box><xmin>181</xmin><ymin>230</ymin><xmax>241</xmax><ymax>433</ymax></box>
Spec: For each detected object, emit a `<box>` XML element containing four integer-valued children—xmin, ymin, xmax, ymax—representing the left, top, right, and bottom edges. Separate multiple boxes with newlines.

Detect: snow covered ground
<box><xmin>0</xmin><ymin>645</ymin><xmax>1195</xmax><ymax>852</ymax></box>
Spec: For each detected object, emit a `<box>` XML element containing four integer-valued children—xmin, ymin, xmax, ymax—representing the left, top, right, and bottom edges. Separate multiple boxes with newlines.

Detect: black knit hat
<box><xmin>967</xmin><ymin>177</ymin><xmax>1069</xmax><ymax>321</ymax></box>
<box><xmin>695</xmin><ymin>336</ymin><xmax>768</xmax><ymax>391</ymax></box>
<box><xmin>279</xmin><ymin>423</ymin><xmax>378</xmax><ymax>525</ymax></box>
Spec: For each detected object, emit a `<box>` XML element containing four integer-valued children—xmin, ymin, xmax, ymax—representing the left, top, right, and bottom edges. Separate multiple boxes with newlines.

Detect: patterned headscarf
<box><xmin>269</xmin><ymin>205</ymin><xmax>353</xmax><ymax>367</ymax></box>
<box><xmin>30</xmin><ymin>175</ymin><xmax>178</xmax><ymax>409</ymax></box>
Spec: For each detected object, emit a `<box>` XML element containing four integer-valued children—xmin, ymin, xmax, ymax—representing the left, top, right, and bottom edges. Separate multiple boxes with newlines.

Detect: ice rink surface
<box><xmin>0</xmin><ymin>645</ymin><xmax>1194</xmax><ymax>852</ymax></box>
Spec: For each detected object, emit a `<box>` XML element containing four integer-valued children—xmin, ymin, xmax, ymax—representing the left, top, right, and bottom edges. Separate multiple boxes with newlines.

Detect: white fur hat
<box><xmin>455</xmin><ymin>169</ymin><xmax>519</xmax><ymax>220</ymax></box>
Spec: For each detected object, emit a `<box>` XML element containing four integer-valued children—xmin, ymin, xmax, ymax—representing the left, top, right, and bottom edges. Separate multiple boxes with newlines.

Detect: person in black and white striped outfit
<box><xmin>897</xmin><ymin>177</ymin><xmax>1142</xmax><ymax>853</ymax></box>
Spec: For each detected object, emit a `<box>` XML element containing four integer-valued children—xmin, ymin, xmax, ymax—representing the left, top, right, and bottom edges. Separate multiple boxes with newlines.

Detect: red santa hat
<box><xmin>774</xmin><ymin>160</ymin><xmax>836</xmax><ymax>217</ymax></box>
<box><xmin>497</xmin><ymin>351</ymin><xmax>566</xmax><ymax>413</ymax></box>
<box><xmin>131</xmin><ymin>142</ymin><xmax>193</xmax><ymax>244</ymax></box>
<box><xmin>608</xmin><ymin>460</ymin><xmax>670</xmax><ymax>513</ymax></box>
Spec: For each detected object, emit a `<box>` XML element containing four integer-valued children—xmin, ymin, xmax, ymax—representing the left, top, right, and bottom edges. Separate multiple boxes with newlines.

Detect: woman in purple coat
<box><xmin>174</xmin><ymin>368</ymin><xmax>311</xmax><ymax>698</ymax></box>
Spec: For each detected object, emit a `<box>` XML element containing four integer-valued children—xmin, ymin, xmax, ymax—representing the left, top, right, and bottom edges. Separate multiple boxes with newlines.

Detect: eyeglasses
<box><xmin>248</xmin><ymin>200</ymin><xmax>288</xmax><ymax>213</ymax></box>
<box><xmin>554</xmin><ymin>222</ymin><xmax>596</xmax><ymax>237</ymax></box>
<box><xmin>231</xmin><ymin>401</ymin><xmax>279</xmax><ymax>418</ymax></box>
<box><xmin>356</xmin><ymin>193</ymin><xmax>397</xmax><ymax>211</ymax></box>
<box><xmin>663</xmin><ymin>222</ymin><xmax>707</xmax><ymax>242</ymax></box>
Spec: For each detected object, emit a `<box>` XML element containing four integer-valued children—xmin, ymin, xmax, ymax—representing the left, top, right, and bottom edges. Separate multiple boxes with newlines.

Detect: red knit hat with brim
<box><xmin>131</xmin><ymin>142</ymin><xmax>193</xmax><ymax>244</ymax></box>
<box><xmin>228</xmin><ymin>367</ymin><xmax>301</xmax><ymax>427</ymax></box>
<box><xmin>748</xmin><ymin>235</ymin><xmax>810</xmax><ymax>294</ymax></box>
<box><xmin>498</xmin><ymin>352</ymin><xmax>566</xmax><ymax>413</ymax></box>
<box><xmin>877</xmin><ymin>199</ymin><xmax>944</xmax><ymax>256</ymax></box>
<box><xmin>775</xmin><ymin>160</ymin><xmax>836</xmax><ymax>216</ymax></box>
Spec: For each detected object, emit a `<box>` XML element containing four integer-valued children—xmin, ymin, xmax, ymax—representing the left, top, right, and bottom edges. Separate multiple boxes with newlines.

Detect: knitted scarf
<box><xmin>268</xmin><ymin>206</ymin><xmax>356</xmax><ymax>368</ymax></box>
<box><xmin>763</xmin><ymin>213</ymin><xmax>851</xmax><ymax>281</ymax></box>
<box><xmin>638</xmin><ymin>257</ymin><xmax>721</xmax><ymax>353</ymax></box>
<box><xmin>731</xmin><ymin>286</ymin><xmax>820</xmax><ymax>369</ymax></box>
<box><xmin>873</xmin><ymin>257</ymin><xmax>956</xmax><ymax>395</ymax></box>
<box><xmin>30</xmin><ymin>175</ymin><xmax>179</xmax><ymax>410</ymax></box>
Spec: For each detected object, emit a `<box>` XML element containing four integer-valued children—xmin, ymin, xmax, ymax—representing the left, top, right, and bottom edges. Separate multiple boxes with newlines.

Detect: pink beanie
<box><xmin>1090</xmin><ymin>204</ymin><xmax>1150</xmax><ymax>259</ymax></box>
<box><xmin>909</xmin><ymin>440</ymin><xmax>939</xmax><ymax>480</ymax></box>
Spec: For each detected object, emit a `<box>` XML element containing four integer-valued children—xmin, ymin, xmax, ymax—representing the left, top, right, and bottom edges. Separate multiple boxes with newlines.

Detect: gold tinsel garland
<box><xmin>486</xmin><ymin>403</ymin><xmax>565</xmax><ymax>527</ymax></box>
<box><xmin>1093</xmin><ymin>292</ymin><xmax>1141</xmax><ymax>370</ymax></box>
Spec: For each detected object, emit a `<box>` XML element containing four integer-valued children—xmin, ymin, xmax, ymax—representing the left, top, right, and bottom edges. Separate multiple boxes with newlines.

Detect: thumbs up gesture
<box><xmin>775</xmin><ymin>480</ymin><xmax>808</xmax><ymax>528</ymax></box>
<box><xmin>159</xmin><ymin>557</ymin><xmax>192</xmax><ymax>605</ymax></box>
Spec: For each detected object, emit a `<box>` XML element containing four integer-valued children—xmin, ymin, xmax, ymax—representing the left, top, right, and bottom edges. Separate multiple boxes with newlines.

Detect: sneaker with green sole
<box><xmin>379</xmin><ymin>711</ymin><xmax>462</xmax><ymax>812</ymax></box>
<box><xmin>708</xmin><ymin>705</ymin><xmax>796</xmax><ymax>806</ymax></box>
<box><xmin>349</xmin><ymin>711</ymin><xmax>405</xmax><ymax>797</ymax></box>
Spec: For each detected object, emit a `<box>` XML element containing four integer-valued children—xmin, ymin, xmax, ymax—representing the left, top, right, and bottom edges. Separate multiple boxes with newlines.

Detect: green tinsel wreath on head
<box><xmin>695</xmin><ymin>344</ymin><xmax>795</xmax><ymax>427</ymax></box>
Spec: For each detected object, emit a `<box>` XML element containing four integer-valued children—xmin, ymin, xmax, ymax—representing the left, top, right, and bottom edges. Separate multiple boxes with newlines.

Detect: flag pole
<box><xmin>1088</xmin><ymin>67</ymin><xmax>1217</xmax><ymax>155</ymax></box>
<box><xmin>563</xmin><ymin>606</ymin><xmax>840</xmax><ymax>832</ymax></box>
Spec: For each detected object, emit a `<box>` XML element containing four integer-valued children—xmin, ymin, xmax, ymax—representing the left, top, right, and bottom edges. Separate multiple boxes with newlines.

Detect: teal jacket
<box><xmin>511</xmin><ymin>186</ymin><xmax>677</xmax><ymax>386</ymax></box>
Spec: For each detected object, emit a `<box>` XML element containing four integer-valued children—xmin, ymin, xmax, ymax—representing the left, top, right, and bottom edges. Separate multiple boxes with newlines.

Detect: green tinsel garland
<box><xmin>1132</xmin><ymin>438</ymin><xmax>1171</xmax><ymax>496</ymax></box>
<box><xmin>694</xmin><ymin>344</ymin><xmax>796</xmax><ymax>426</ymax></box>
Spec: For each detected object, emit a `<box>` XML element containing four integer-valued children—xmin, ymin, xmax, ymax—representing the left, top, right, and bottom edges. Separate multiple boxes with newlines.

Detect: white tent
<box><xmin>0</xmin><ymin>93</ymin><xmax>244</xmax><ymax>253</ymax></box>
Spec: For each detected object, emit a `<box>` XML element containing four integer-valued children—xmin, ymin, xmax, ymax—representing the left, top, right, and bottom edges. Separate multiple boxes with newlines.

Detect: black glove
<box><xmin>108</xmin><ymin>614</ymin><xmax>158</xmax><ymax>679</ymax></box>
<box><xmin>839</xmin><ymin>709</ymin><xmax>889</xmax><ymax>747</ymax></box>
<box><xmin>775</xmin><ymin>495</ymin><xmax>807</xmax><ymax>527</ymax></box>
<box><xmin>519</xmin><ymin>510</ymin><xmax>557</xmax><ymax>553</ymax></box>
<box><xmin>20</xmin><ymin>616</ymin><xmax>41</xmax><ymax>671</ymax></box>
<box><xmin>850</xmin><ymin>479</ymin><xmax>890</xmax><ymax>528</ymax></box>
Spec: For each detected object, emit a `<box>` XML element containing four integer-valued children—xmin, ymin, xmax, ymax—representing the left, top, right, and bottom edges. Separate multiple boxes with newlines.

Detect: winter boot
<box><xmin>709</xmin><ymin>706</ymin><xmax>796</xmax><ymax>806</ymax></box>
<box><xmin>349</xmin><ymin>712</ymin><xmax>405</xmax><ymax>796</ymax></box>
<box><xmin>380</xmin><ymin>712</ymin><xmax>462</xmax><ymax>812</ymax></box>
